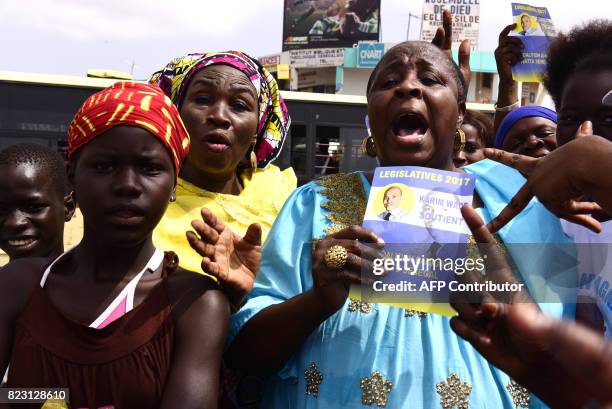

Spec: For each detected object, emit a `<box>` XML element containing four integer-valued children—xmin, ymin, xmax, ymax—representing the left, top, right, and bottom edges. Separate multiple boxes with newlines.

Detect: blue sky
<box><xmin>0</xmin><ymin>0</ymin><xmax>606</xmax><ymax>79</ymax></box>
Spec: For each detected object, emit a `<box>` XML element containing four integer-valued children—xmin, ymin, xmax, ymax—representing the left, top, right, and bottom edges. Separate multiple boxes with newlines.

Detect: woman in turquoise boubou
<box><xmin>225</xmin><ymin>40</ymin><xmax>575</xmax><ymax>409</ymax></box>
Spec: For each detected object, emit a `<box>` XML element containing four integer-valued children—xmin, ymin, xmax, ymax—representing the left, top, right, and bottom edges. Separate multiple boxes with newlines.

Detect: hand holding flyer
<box><xmin>351</xmin><ymin>166</ymin><xmax>480</xmax><ymax>316</ymax></box>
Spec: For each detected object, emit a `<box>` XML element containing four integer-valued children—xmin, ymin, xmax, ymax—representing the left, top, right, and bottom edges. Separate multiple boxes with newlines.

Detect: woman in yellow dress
<box><xmin>150</xmin><ymin>51</ymin><xmax>296</xmax><ymax>291</ymax></box>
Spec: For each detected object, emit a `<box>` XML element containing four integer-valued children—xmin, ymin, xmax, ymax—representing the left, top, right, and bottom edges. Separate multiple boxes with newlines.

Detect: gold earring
<box><xmin>362</xmin><ymin>136</ymin><xmax>378</xmax><ymax>157</ymax></box>
<box><xmin>250</xmin><ymin>149</ymin><xmax>258</xmax><ymax>169</ymax></box>
<box><xmin>455</xmin><ymin>128</ymin><xmax>466</xmax><ymax>152</ymax></box>
<box><xmin>170</xmin><ymin>189</ymin><xmax>176</xmax><ymax>202</ymax></box>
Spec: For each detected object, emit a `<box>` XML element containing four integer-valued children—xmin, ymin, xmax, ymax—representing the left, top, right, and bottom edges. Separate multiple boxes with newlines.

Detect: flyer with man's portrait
<box><xmin>352</xmin><ymin>166</ymin><xmax>476</xmax><ymax>316</ymax></box>
<box><xmin>510</xmin><ymin>3</ymin><xmax>558</xmax><ymax>82</ymax></box>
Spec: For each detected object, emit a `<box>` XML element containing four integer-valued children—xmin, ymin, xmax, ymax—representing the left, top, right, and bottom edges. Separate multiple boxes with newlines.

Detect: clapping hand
<box><xmin>187</xmin><ymin>207</ymin><xmax>262</xmax><ymax>309</ymax></box>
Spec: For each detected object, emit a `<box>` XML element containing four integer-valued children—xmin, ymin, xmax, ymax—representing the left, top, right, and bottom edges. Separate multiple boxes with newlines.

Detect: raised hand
<box><xmin>454</xmin><ymin>291</ymin><xmax>612</xmax><ymax>408</ymax></box>
<box><xmin>451</xmin><ymin>205</ymin><xmax>593</xmax><ymax>409</ymax></box>
<box><xmin>186</xmin><ymin>207</ymin><xmax>262</xmax><ymax>309</ymax></box>
<box><xmin>455</xmin><ymin>205</ymin><xmax>530</xmax><ymax>304</ymax></box>
<box><xmin>484</xmin><ymin>122</ymin><xmax>606</xmax><ymax>234</ymax></box>
<box><xmin>495</xmin><ymin>24</ymin><xmax>523</xmax><ymax>84</ymax></box>
<box><xmin>492</xmin><ymin>23</ymin><xmax>523</xmax><ymax>133</ymax></box>
<box><xmin>451</xmin><ymin>205</ymin><xmax>535</xmax><ymax>369</ymax></box>
<box><xmin>431</xmin><ymin>9</ymin><xmax>471</xmax><ymax>88</ymax></box>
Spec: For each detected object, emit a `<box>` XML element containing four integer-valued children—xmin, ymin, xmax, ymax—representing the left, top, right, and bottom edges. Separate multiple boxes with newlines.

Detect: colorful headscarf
<box><xmin>495</xmin><ymin>106</ymin><xmax>557</xmax><ymax>148</ymax></box>
<box><xmin>68</xmin><ymin>82</ymin><xmax>190</xmax><ymax>178</ymax></box>
<box><xmin>149</xmin><ymin>50</ymin><xmax>290</xmax><ymax>169</ymax></box>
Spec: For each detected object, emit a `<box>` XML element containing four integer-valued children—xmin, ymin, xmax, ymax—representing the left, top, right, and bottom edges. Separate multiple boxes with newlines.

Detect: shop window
<box><xmin>315</xmin><ymin>126</ymin><xmax>341</xmax><ymax>177</ymax></box>
<box><xmin>290</xmin><ymin>124</ymin><xmax>307</xmax><ymax>181</ymax></box>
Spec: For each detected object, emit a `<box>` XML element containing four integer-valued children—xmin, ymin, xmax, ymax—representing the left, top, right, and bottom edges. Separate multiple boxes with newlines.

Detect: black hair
<box><xmin>384</xmin><ymin>185</ymin><xmax>402</xmax><ymax>196</ymax></box>
<box><xmin>545</xmin><ymin>19</ymin><xmax>612</xmax><ymax>109</ymax></box>
<box><xmin>461</xmin><ymin>110</ymin><xmax>494</xmax><ymax>147</ymax></box>
<box><xmin>366</xmin><ymin>41</ymin><xmax>467</xmax><ymax>104</ymax></box>
<box><xmin>0</xmin><ymin>143</ymin><xmax>68</xmax><ymax>196</ymax></box>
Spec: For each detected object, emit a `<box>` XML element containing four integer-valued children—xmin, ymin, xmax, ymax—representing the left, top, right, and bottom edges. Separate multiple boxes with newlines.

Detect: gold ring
<box><xmin>324</xmin><ymin>245</ymin><xmax>348</xmax><ymax>270</ymax></box>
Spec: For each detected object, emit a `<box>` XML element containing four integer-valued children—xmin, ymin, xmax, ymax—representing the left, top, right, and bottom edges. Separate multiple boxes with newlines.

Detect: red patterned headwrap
<box><xmin>67</xmin><ymin>82</ymin><xmax>190</xmax><ymax>178</ymax></box>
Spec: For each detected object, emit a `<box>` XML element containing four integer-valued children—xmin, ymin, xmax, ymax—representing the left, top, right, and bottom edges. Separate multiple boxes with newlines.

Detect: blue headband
<box><xmin>495</xmin><ymin>106</ymin><xmax>557</xmax><ymax>148</ymax></box>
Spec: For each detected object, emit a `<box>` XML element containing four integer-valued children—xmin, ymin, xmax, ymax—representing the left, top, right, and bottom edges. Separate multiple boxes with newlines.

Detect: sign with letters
<box><xmin>357</xmin><ymin>42</ymin><xmax>385</xmax><ymax>68</ymax></box>
<box><xmin>420</xmin><ymin>0</ymin><xmax>480</xmax><ymax>50</ymax></box>
<box><xmin>289</xmin><ymin>48</ymin><xmax>345</xmax><ymax>68</ymax></box>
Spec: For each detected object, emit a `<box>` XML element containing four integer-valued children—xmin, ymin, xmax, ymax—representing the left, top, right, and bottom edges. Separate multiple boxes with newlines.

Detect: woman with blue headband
<box><xmin>495</xmin><ymin>105</ymin><xmax>558</xmax><ymax>158</ymax></box>
<box><xmin>493</xmin><ymin>23</ymin><xmax>558</xmax><ymax>159</ymax></box>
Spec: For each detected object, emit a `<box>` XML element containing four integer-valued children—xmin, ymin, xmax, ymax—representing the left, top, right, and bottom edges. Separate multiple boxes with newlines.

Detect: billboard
<box><xmin>420</xmin><ymin>0</ymin><xmax>480</xmax><ymax>50</ymax></box>
<box><xmin>283</xmin><ymin>0</ymin><xmax>381</xmax><ymax>51</ymax></box>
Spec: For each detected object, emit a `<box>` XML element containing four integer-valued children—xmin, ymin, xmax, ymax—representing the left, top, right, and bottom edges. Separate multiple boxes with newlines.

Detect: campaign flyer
<box><xmin>510</xmin><ymin>3</ymin><xmax>557</xmax><ymax>82</ymax></box>
<box><xmin>351</xmin><ymin>166</ymin><xmax>476</xmax><ymax>316</ymax></box>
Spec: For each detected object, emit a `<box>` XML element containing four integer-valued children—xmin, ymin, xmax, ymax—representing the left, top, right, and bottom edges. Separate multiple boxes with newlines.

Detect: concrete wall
<box><xmin>337</xmin><ymin>68</ymin><xmax>374</xmax><ymax>96</ymax></box>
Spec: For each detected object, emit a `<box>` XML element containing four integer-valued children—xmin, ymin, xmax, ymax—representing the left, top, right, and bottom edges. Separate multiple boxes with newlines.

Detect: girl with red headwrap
<box><xmin>0</xmin><ymin>82</ymin><xmax>258</xmax><ymax>409</ymax></box>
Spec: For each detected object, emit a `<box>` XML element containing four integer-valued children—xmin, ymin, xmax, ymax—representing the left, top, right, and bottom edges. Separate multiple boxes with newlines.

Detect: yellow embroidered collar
<box><xmin>316</xmin><ymin>173</ymin><xmax>368</xmax><ymax>235</ymax></box>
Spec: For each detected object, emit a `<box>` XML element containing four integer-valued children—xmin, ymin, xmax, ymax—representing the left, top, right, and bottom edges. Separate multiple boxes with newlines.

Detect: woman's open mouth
<box><xmin>202</xmin><ymin>132</ymin><xmax>231</xmax><ymax>153</ymax></box>
<box><xmin>391</xmin><ymin>112</ymin><xmax>429</xmax><ymax>146</ymax></box>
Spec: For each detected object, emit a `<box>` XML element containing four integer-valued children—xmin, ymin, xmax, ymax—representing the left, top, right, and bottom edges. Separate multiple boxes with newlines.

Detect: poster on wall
<box><xmin>282</xmin><ymin>0</ymin><xmax>380</xmax><ymax>51</ymax></box>
<box><xmin>419</xmin><ymin>0</ymin><xmax>480</xmax><ymax>50</ymax></box>
<box><xmin>510</xmin><ymin>3</ymin><xmax>557</xmax><ymax>82</ymax></box>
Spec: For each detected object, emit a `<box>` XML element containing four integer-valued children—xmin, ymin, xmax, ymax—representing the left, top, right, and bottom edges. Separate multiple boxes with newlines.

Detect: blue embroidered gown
<box><xmin>230</xmin><ymin>160</ymin><xmax>576</xmax><ymax>409</ymax></box>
